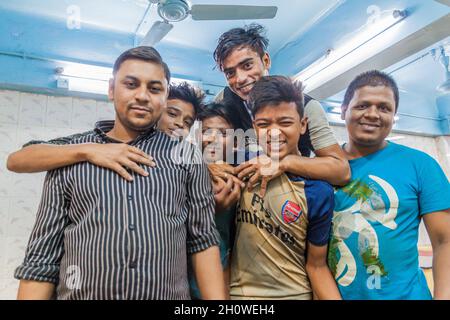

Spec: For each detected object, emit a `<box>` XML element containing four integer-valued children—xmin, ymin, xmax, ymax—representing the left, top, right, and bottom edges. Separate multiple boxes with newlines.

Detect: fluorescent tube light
<box><xmin>295</xmin><ymin>9</ymin><xmax>407</xmax><ymax>92</ymax></box>
<box><xmin>55</xmin><ymin>62</ymin><xmax>201</xmax><ymax>95</ymax></box>
<box><xmin>61</xmin><ymin>63</ymin><xmax>112</xmax><ymax>81</ymax></box>
<box><xmin>55</xmin><ymin>62</ymin><xmax>112</xmax><ymax>95</ymax></box>
<box><xmin>64</xmin><ymin>76</ymin><xmax>110</xmax><ymax>95</ymax></box>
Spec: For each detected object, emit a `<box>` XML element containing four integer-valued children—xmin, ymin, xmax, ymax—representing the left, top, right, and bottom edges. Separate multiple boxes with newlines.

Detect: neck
<box><xmin>344</xmin><ymin>140</ymin><xmax>388</xmax><ymax>160</ymax></box>
<box><xmin>107</xmin><ymin>121</ymin><xmax>145</xmax><ymax>143</ymax></box>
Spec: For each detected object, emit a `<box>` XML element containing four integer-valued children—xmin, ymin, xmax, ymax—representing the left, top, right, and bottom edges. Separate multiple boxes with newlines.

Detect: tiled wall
<box><xmin>0</xmin><ymin>89</ymin><xmax>449</xmax><ymax>299</ymax></box>
<box><xmin>0</xmin><ymin>89</ymin><xmax>115</xmax><ymax>299</ymax></box>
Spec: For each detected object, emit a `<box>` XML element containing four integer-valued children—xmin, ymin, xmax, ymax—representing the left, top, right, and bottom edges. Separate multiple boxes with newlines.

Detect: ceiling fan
<box><xmin>140</xmin><ymin>0</ymin><xmax>278</xmax><ymax>46</ymax></box>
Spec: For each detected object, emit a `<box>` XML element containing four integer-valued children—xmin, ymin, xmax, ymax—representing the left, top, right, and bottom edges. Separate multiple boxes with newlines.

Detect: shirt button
<box><xmin>127</xmin><ymin>195</ymin><xmax>133</xmax><ymax>201</ymax></box>
<box><xmin>129</xmin><ymin>224</ymin><xmax>135</xmax><ymax>231</ymax></box>
<box><xmin>130</xmin><ymin>261</ymin><xmax>137</xmax><ymax>269</ymax></box>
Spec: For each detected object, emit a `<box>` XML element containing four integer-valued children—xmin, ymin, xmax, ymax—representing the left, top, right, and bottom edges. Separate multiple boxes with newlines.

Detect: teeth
<box><xmin>268</xmin><ymin>142</ymin><xmax>285</xmax><ymax>149</ymax></box>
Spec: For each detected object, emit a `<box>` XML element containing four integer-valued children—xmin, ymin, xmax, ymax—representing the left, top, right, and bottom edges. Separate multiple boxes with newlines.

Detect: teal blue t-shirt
<box><xmin>329</xmin><ymin>142</ymin><xmax>450</xmax><ymax>300</ymax></box>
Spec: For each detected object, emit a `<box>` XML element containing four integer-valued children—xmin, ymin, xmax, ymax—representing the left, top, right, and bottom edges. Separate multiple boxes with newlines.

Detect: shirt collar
<box><xmin>243</xmin><ymin>100</ymin><xmax>254</xmax><ymax>120</ymax></box>
<box><xmin>93</xmin><ymin>120</ymin><xmax>157</xmax><ymax>144</ymax></box>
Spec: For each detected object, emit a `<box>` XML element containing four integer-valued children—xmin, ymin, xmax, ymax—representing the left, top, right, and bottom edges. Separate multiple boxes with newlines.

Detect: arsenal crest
<box><xmin>281</xmin><ymin>200</ymin><xmax>302</xmax><ymax>224</ymax></box>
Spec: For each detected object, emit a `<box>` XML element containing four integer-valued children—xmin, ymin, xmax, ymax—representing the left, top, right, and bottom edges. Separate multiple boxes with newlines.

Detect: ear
<box><xmin>262</xmin><ymin>52</ymin><xmax>271</xmax><ymax>73</ymax></box>
<box><xmin>165</xmin><ymin>81</ymin><xmax>170</xmax><ymax>99</ymax></box>
<box><xmin>108</xmin><ymin>78</ymin><xmax>114</xmax><ymax>102</ymax></box>
<box><xmin>299</xmin><ymin>116</ymin><xmax>308</xmax><ymax>135</ymax></box>
<box><xmin>341</xmin><ymin>105</ymin><xmax>347</xmax><ymax>121</ymax></box>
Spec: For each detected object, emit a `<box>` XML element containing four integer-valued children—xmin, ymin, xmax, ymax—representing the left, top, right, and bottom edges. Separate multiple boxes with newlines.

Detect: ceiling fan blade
<box><xmin>140</xmin><ymin>21</ymin><xmax>173</xmax><ymax>46</ymax></box>
<box><xmin>434</xmin><ymin>0</ymin><xmax>450</xmax><ymax>7</ymax></box>
<box><xmin>190</xmin><ymin>5</ymin><xmax>278</xmax><ymax>21</ymax></box>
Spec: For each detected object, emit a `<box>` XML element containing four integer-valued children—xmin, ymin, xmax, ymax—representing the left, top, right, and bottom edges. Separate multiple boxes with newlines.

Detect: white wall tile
<box><xmin>0</xmin><ymin>197</ymin><xmax>10</xmax><ymax>239</ymax></box>
<box><xmin>7</xmin><ymin>198</ymin><xmax>39</xmax><ymax>238</ymax></box>
<box><xmin>11</xmin><ymin>173</ymin><xmax>45</xmax><ymax>198</ymax></box>
<box><xmin>0</xmin><ymin>167</ymin><xmax>13</xmax><ymax>198</ymax></box>
<box><xmin>0</xmin><ymin>197</ymin><xmax>9</xmax><ymax>283</ymax></box>
<box><xmin>4</xmin><ymin>237</ymin><xmax>29</xmax><ymax>267</ymax></box>
<box><xmin>3</xmin><ymin>237</ymin><xmax>28</xmax><ymax>287</ymax></box>
<box><xmin>46</xmin><ymin>96</ymin><xmax>73</xmax><ymax>128</ymax></box>
<box><xmin>19</xmin><ymin>93</ymin><xmax>47</xmax><ymax>127</ymax></box>
<box><xmin>97</xmin><ymin>101</ymin><xmax>115</xmax><ymax>121</ymax></box>
<box><xmin>0</xmin><ymin>90</ymin><xmax>20</xmax><ymax>107</ymax></box>
<box><xmin>0</xmin><ymin>90</ymin><xmax>20</xmax><ymax>125</ymax></box>
<box><xmin>16</xmin><ymin>126</ymin><xmax>71</xmax><ymax>148</ymax></box>
<box><xmin>72</xmin><ymin>98</ymin><xmax>97</xmax><ymax>129</ymax></box>
<box><xmin>0</xmin><ymin>105</ymin><xmax>20</xmax><ymax>125</ymax></box>
<box><xmin>0</xmin><ymin>278</ymin><xmax>19</xmax><ymax>300</ymax></box>
<box><xmin>0</xmin><ymin>124</ymin><xmax>17</xmax><ymax>153</ymax></box>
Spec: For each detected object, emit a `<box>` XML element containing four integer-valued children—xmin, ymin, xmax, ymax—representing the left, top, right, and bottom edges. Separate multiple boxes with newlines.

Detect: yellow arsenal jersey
<box><xmin>230</xmin><ymin>173</ymin><xmax>334</xmax><ymax>300</ymax></box>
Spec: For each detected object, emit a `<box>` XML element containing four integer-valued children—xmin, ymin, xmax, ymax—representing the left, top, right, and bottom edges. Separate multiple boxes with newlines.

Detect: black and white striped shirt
<box><xmin>15</xmin><ymin>121</ymin><xmax>219</xmax><ymax>300</ymax></box>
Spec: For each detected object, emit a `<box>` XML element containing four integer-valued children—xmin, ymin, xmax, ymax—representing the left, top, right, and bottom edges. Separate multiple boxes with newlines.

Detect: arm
<box><xmin>8</xmin><ymin>143</ymin><xmax>91</xmax><ymax>173</ymax></box>
<box><xmin>17</xmin><ymin>281</ymin><xmax>55</xmax><ymax>300</ymax></box>
<box><xmin>306</xmin><ymin>242</ymin><xmax>342</xmax><ymax>300</ymax></box>
<box><xmin>186</xmin><ymin>148</ymin><xmax>226</xmax><ymax>299</ymax></box>
<box><xmin>300</xmin><ymin>99</ymin><xmax>351</xmax><ymax>186</ymax></box>
<box><xmin>191</xmin><ymin>246</ymin><xmax>228</xmax><ymax>299</ymax></box>
<box><xmin>304</xmin><ymin>180</ymin><xmax>340</xmax><ymax>299</ymax></box>
<box><xmin>423</xmin><ymin>209</ymin><xmax>450</xmax><ymax>299</ymax></box>
<box><xmin>15</xmin><ymin>169</ymin><xmax>70</xmax><ymax>300</ymax></box>
<box><xmin>7</xmin><ymin>134</ymin><xmax>86</xmax><ymax>173</ymax></box>
<box><xmin>281</xmin><ymin>144</ymin><xmax>351</xmax><ymax>186</ymax></box>
<box><xmin>7</xmin><ymin>143</ymin><xmax>155</xmax><ymax>181</ymax></box>
<box><xmin>416</xmin><ymin>153</ymin><xmax>450</xmax><ymax>299</ymax></box>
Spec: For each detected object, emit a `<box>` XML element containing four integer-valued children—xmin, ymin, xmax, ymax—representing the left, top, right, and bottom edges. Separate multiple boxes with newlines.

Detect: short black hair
<box><xmin>250</xmin><ymin>76</ymin><xmax>304</xmax><ymax>118</ymax></box>
<box><xmin>197</xmin><ymin>102</ymin><xmax>235</xmax><ymax>128</ymax></box>
<box><xmin>343</xmin><ymin>70</ymin><xmax>399</xmax><ymax>111</ymax></box>
<box><xmin>113</xmin><ymin>46</ymin><xmax>171</xmax><ymax>83</ymax></box>
<box><xmin>168</xmin><ymin>82</ymin><xmax>205</xmax><ymax>118</ymax></box>
<box><xmin>214</xmin><ymin>23</ymin><xmax>269</xmax><ymax>71</ymax></box>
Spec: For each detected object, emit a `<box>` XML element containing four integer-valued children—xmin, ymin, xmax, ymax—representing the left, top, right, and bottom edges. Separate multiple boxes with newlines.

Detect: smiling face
<box><xmin>222</xmin><ymin>46</ymin><xmax>271</xmax><ymax>101</ymax></box>
<box><xmin>253</xmin><ymin>101</ymin><xmax>306</xmax><ymax>160</ymax></box>
<box><xmin>342</xmin><ymin>85</ymin><xmax>396</xmax><ymax>151</ymax></box>
<box><xmin>108</xmin><ymin>59</ymin><xmax>168</xmax><ymax>137</ymax></box>
<box><xmin>157</xmin><ymin>98</ymin><xmax>195</xmax><ymax>138</ymax></box>
<box><xmin>201</xmin><ymin>116</ymin><xmax>234</xmax><ymax>163</ymax></box>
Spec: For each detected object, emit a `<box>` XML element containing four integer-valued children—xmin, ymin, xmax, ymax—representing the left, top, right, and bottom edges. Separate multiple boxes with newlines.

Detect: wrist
<box><xmin>75</xmin><ymin>144</ymin><xmax>93</xmax><ymax>162</ymax></box>
<box><xmin>280</xmin><ymin>155</ymin><xmax>292</xmax><ymax>172</ymax></box>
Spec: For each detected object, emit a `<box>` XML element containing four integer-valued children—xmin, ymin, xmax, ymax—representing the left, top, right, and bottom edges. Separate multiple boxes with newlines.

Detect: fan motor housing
<box><xmin>158</xmin><ymin>0</ymin><xmax>190</xmax><ymax>22</ymax></box>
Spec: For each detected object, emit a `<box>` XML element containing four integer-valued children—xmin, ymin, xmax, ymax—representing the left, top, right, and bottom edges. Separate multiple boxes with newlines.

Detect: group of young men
<box><xmin>6</xmin><ymin>24</ymin><xmax>450</xmax><ymax>300</ymax></box>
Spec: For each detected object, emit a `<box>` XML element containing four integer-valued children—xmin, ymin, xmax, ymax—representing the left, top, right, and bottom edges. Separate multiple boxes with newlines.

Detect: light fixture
<box><xmin>55</xmin><ymin>62</ymin><xmax>112</xmax><ymax>95</ymax></box>
<box><xmin>295</xmin><ymin>9</ymin><xmax>407</xmax><ymax>92</ymax></box>
<box><xmin>64</xmin><ymin>77</ymin><xmax>110</xmax><ymax>95</ymax></box>
<box><xmin>59</xmin><ymin>63</ymin><xmax>112</xmax><ymax>81</ymax></box>
<box><xmin>54</xmin><ymin>62</ymin><xmax>201</xmax><ymax>95</ymax></box>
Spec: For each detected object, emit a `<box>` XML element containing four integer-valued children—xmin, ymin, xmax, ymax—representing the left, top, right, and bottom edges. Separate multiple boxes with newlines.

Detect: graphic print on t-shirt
<box><xmin>329</xmin><ymin>175</ymin><xmax>398</xmax><ymax>287</ymax></box>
